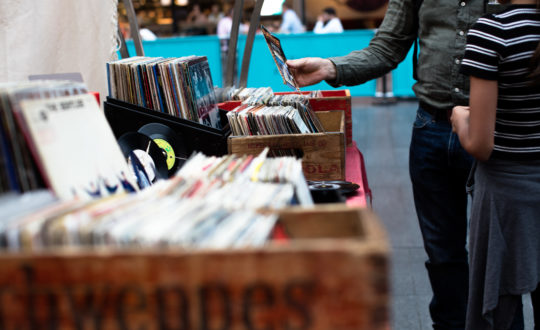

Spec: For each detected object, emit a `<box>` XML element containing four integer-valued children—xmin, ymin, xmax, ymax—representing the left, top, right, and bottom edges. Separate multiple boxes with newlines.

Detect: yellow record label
<box><xmin>154</xmin><ymin>138</ymin><xmax>175</xmax><ymax>170</ymax></box>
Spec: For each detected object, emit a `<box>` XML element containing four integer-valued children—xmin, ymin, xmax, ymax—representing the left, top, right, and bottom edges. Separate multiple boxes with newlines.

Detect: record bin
<box><xmin>228</xmin><ymin>111</ymin><xmax>346</xmax><ymax>181</ymax></box>
<box><xmin>104</xmin><ymin>97</ymin><xmax>231</xmax><ymax>157</ymax></box>
<box><xmin>219</xmin><ymin>89</ymin><xmax>353</xmax><ymax>146</ymax></box>
<box><xmin>0</xmin><ymin>205</ymin><xmax>389</xmax><ymax>329</ymax></box>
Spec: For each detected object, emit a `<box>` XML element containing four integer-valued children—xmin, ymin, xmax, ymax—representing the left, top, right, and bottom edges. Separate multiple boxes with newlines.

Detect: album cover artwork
<box><xmin>187</xmin><ymin>57</ymin><xmax>221</xmax><ymax>129</ymax></box>
<box><xmin>18</xmin><ymin>94</ymin><xmax>135</xmax><ymax>200</ymax></box>
<box><xmin>107</xmin><ymin>56</ymin><xmax>222</xmax><ymax>130</ymax></box>
<box><xmin>261</xmin><ymin>25</ymin><xmax>301</xmax><ymax>92</ymax></box>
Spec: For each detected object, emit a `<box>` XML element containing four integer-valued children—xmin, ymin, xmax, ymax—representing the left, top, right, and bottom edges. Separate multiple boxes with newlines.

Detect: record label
<box><xmin>138</xmin><ymin>123</ymin><xmax>188</xmax><ymax>177</ymax></box>
<box><xmin>154</xmin><ymin>138</ymin><xmax>176</xmax><ymax>170</ymax></box>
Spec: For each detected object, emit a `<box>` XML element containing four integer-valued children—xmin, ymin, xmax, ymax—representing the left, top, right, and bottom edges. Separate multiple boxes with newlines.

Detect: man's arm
<box><xmin>330</xmin><ymin>0</ymin><xmax>417</xmax><ymax>86</ymax></box>
<box><xmin>288</xmin><ymin>0</ymin><xmax>417</xmax><ymax>87</ymax></box>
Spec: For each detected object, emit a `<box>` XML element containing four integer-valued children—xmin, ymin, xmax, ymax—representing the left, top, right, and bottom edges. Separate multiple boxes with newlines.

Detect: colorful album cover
<box><xmin>187</xmin><ymin>57</ymin><xmax>221</xmax><ymax>129</ymax></box>
<box><xmin>261</xmin><ymin>25</ymin><xmax>301</xmax><ymax>92</ymax></box>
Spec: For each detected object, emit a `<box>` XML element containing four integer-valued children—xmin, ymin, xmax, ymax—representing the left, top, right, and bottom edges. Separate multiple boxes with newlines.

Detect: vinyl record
<box><xmin>138</xmin><ymin>123</ymin><xmax>188</xmax><ymax>177</ymax></box>
<box><xmin>307</xmin><ymin>182</ymin><xmax>344</xmax><ymax>204</ymax></box>
<box><xmin>308</xmin><ymin>183</ymin><xmax>341</xmax><ymax>191</ymax></box>
<box><xmin>307</xmin><ymin>180</ymin><xmax>360</xmax><ymax>195</ymax></box>
<box><xmin>117</xmin><ymin>132</ymin><xmax>168</xmax><ymax>182</ymax></box>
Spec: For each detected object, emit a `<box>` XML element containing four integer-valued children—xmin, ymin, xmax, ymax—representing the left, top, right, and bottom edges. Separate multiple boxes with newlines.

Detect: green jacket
<box><xmin>328</xmin><ymin>0</ymin><xmax>500</xmax><ymax>110</ymax></box>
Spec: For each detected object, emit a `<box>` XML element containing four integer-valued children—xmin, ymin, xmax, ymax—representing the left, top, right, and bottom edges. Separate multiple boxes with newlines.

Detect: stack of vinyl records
<box><xmin>219</xmin><ymin>87</ymin><xmax>322</xmax><ymax>104</ymax></box>
<box><xmin>106</xmin><ymin>56</ymin><xmax>222</xmax><ymax>129</ymax></box>
<box><xmin>0</xmin><ymin>149</ymin><xmax>312</xmax><ymax>251</ymax></box>
<box><xmin>227</xmin><ymin>92</ymin><xmax>325</xmax><ymax>136</ymax></box>
<box><xmin>222</xmin><ymin>87</ymin><xmax>274</xmax><ymax>103</ymax></box>
<box><xmin>0</xmin><ymin>81</ymin><xmax>138</xmax><ymax>200</ymax></box>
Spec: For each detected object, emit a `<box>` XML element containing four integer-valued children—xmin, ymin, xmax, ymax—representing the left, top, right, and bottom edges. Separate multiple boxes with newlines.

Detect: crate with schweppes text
<box><xmin>227</xmin><ymin>110</ymin><xmax>346</xmax><ymax>181</ymax></box>
<box><xmin>0</xmin><ymin>205</ymin><xmax>389</xmax><ymax>329</ymax></box>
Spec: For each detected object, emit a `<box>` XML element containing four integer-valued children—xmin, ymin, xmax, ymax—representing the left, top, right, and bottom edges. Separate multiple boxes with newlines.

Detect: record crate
<box><xmin>0</xmin><ymin>204</ymin><xmax>389</xmax><ymax>329</ymax></box>
<box><xmin>219</xmin><ymin>89</ymin><xmax>353</xmax><ymax>146</ymax></box>
<box><xmin>228</xmin><ymin>110</ymin><xmax>346</xmax><ymax>181</ymax></box>
<box><xmin>104</xmin><ymin>97</ymin><xmax>231</xmax><ymax>157</ymax></box>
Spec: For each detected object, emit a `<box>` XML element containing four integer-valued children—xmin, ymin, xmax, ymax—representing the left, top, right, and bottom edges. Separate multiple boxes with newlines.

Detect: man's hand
<box><xmin>286</xmin><ymin>57</ymin><xmax>337</xmax><ymax>87</ymax></box>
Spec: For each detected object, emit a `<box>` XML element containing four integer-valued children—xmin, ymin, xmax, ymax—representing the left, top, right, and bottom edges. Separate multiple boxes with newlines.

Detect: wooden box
<box><xmin>218</xmin><ymin>90</ymin><xmax>353</xmax><ymax>147</ymax></box>
<box><xmin>228</xmin><ymin>111</ymin><xmax>346</xmax><ymax>181</ymax></box>
<box><xmin>276</xmin><ymin>90</ymin><xmax>352</xmax><ymax>146</ymax></box>
<box><xmin>0</xmin><ymin>205</ymin><xmax>389</xmax><ymax>329</ymax></box>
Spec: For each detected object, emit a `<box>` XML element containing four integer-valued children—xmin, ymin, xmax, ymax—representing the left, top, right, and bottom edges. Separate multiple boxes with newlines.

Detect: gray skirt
<box><xmin>466</xmin><ymin>158</ymin><xmax>540</xmax><ymax>329</ymax></box>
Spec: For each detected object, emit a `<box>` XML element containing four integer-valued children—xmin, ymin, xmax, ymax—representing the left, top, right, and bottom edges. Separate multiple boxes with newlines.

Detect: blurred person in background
<box><xmin>207</xmin><ymin>3</ymin><xmax>224</xmax><ymax>34</ymax></box>
<box><xmin>207</xmin><ymin>4</ymin><xmax>224</xmax><ymax>24</ymax></box>
<box><xmin>118</xmin><ymin>15</ymin><xmax>157</xmax><ymax>41</ymax></box>
<box><xmin>279</xmin><ymin>1</ymin><xmax>305</xmax><ymax>34</ymax></box>
<box><xmin>186</xmin><ymin>4</ymin><xmax>207</xmax><ymax>24</ymax></box>
<box><xmin>313</xmin><ymin>7</ymin><xmax>344</xmax><ymax>34</ymax></box>
<box><xmin>185</xmin><ymin>4</ymin><xmax>208</xmax><ymax>35</ymax></box>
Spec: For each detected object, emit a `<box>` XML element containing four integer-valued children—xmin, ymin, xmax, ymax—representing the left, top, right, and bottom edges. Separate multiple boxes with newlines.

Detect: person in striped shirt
<box><xmin>451</xmin><ymin>0</ymin><xmax>540</xmax><ymax>328</ymax></box>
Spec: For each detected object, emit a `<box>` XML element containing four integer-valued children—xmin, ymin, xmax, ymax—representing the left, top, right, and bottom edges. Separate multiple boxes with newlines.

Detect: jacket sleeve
<box><xmin>327</xmin><ymin>0</ymin><xmax>417</xmax><ymax>86</ymax></box>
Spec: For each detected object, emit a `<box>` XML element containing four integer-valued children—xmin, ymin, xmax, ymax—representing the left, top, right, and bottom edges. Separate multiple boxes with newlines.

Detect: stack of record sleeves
<box><xmin>0</xmin><ymin>81</ymin><xmax>138</xmax><ymax>200</ymax></box>
<box><xmin>0</xmin><ymin>149</ymin><xmax>312</xmax><ymax>251</ymax></box>
<box><xmin>107</xmin><ymin>56</ymin><xmax>221</xmax><ymax>129</ymax></box>
<box><xmin>227</xmin><ymin>91</ymin><xmax>325</xmax><ymax>136</ymax></box>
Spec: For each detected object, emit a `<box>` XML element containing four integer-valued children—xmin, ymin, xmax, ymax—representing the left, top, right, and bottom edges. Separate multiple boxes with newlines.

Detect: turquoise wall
<box><xmin>125</xmin><ymin>30</ymin><xmax>415</xmax><ymax>97</ymax></box>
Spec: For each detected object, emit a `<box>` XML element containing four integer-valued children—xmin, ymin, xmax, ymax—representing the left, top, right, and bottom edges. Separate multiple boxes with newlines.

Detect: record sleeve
<box><xmin>186</xmin><ymin>56</ymin><xmax>221</xmax><ymax>129</ymax></box>
<box><xmin>261</xmin><ymin>25</ymin><xmax>301</xmax><ymax>92</ymax></box>
<box><xmin>17</xmin><ymin>94</ymin><xmax>137</xmax><ymax>200</ymax></box>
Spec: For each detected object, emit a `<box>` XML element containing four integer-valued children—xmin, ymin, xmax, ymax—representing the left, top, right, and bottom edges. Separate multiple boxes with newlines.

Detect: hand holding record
<box><xmin>261</xmin><ymin>25</ymin><xmax>301</xmax><ymax>92</ymax></box>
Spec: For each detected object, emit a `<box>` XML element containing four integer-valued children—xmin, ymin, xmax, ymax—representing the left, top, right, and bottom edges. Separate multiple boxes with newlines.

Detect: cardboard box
<box><xmin>228</xmin><ymin>111</ymin><xmax>346</xmax><ymax>181</ymax></box>
<box><xmin>0</xmin><ymin>205</ymin><xmax>389</xmax><ymax>329</ymax></box>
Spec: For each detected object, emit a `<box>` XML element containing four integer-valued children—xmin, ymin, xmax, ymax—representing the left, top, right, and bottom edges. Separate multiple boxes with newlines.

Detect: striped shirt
<box><xmin>460</xmin><ymin>5</ymin><xmax>540</xmax><ymax>160</ymax></box>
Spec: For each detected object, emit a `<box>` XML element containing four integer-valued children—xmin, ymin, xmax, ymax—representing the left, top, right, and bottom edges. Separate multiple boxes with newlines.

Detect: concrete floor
<box><xmin>350</xmin><ymin>97</ymin><xmax>534</xmax><ymax>329</ymax></box>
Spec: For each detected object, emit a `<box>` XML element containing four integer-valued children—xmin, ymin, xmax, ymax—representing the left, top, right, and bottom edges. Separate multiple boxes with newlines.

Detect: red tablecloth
<box><xmin>272</xmin><ymin>141</ymin><xmax>371</xmax><ymax>240</ymax></box>
<box><xmin>345</xmin><ymin>141</ymin><xmax>372</xmax><ymax>208</ymax></box>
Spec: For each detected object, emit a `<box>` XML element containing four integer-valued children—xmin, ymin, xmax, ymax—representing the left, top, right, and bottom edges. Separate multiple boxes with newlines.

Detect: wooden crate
<box><xmin>0</xmin><ymin>205</ymin><xmax>389</xmax><ymax>329</ymax></box>
<box><xmin>275</xmin><ymin>90</ymin><xmax>352</xmax><ymax>146</ymax></box>
<box><xmin>218</xmin><ymin>90</ymin><xmax>353</xmax><ymax>147</ymax></box>
<box><xmin>228</xmin><ymin>111</ymin><xmax>346</xmax><ymax>181</ymax></box>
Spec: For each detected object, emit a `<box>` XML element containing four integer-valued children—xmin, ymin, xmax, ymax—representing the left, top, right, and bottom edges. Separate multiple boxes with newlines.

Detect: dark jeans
<box><xmin>409</xmin><ymin>107</ymin><xmax>473</xmax><ymax>329</ymax></box>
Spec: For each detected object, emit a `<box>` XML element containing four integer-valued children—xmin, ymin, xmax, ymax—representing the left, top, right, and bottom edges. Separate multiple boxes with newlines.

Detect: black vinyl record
<box><xmin>307</xmin><ymin>182</ymin><xmax>344</xmax><ymax>204</ymax></box>
<box><xmin>308</xmin><ymin>183</ymin><xmax>341</xmax><ymax>191</ymax></box>
<box><xmin>138</xmin><ymin>123</ymin><xmax>188</xmax><ymax>177</ymax></box>
<box><xmin>117</xmin><ymin>132</ymin><xmax>168</xmax><ymax>181</ymax></box>
<box><xmin>307</xmin><ymin>180</ymin><xmax>360</xmax><ymax>195</ymax></box>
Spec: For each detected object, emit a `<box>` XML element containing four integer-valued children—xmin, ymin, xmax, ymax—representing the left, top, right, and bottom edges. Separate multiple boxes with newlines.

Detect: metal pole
<box><xmin>225</xmin><ymin>0</ymin><xmax>244</xmax><ymax>87</ymax></box>
<box><xmin>122</xmin><ymin>0</ymin><xmax>145</xmax><ymax>56</ymax></box>
<box><xmin>117</xmin><ymin>25</ymin><xmax>130</xmax><ymax>59</ymax></box>
<box><xmin>239</xmin><ymin>0</ymin><xmax>264</xmax><ymax>88</ymax></box>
